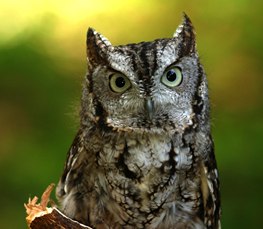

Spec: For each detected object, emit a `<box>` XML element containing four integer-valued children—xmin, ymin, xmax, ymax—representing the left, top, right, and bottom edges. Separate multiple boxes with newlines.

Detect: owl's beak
<box><xmin>145</xmin><ymin>99</ymin><xmax>153</xmax><ymax>121</ymax></box>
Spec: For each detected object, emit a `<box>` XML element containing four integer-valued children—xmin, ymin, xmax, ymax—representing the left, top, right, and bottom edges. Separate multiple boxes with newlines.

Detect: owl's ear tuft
<box><xmin>173</xmin><ymin>13</ymin><xmax>196</xmax><ymax>56</ymax></box>
<box><xmin>86</xmin><ymin>28</ymin><xmax>112</xmax><ymax>68</ymax></box>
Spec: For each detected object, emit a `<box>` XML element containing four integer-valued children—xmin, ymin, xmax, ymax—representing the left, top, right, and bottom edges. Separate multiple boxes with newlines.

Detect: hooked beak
<box><xmin>145</xmin><ymin>99</ymin><xmax>153</xmax><ymax>121</ymax></box>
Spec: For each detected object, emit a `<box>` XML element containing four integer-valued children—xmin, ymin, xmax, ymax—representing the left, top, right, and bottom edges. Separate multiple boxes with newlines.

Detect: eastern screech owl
<box><xmin>56</xmin><ymin>13</ymin><xmax>221</xmax><ymax>229</ymax></box>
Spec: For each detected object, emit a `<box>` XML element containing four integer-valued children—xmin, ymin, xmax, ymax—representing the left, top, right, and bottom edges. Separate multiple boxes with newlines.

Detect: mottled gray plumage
<box><xmin>56</xmin><ymin>13</ymin><xmax>221</xmax><ymax>229</ymax></box>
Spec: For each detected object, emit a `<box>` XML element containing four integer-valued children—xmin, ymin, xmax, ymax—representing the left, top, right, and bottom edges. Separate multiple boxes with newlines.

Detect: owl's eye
<box><xmin>109</xmin><ymin>73</ymin><xmax>131</xmax><ymax>93</ymax></box>
<box><xmin>161</xmin><ymin>67</ymin><xmax>182</xmax><ymax>87</ymax></box>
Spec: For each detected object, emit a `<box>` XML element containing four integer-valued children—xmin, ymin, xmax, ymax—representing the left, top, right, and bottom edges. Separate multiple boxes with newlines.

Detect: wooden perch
<box><xmin>25</xmin><ymin>184</ymin><xmax>92</xmax><ymax>229</ymax></box>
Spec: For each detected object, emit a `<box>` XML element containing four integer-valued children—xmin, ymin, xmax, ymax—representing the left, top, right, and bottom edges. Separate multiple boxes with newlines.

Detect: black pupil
<box><xmin>166</xmin><ymin>70</ymin><xmax>177</xmax><ymax>82</ymax></box>
<box><xmin>115</xmin><ymin>77</ymin><xmax>125</xmax><ymax>88</ymax></box>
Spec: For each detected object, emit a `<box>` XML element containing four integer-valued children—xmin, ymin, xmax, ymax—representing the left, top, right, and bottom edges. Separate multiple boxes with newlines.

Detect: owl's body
<box><xmin>56</xmin><ymin>14</ymin><xmax>221</xmax><ymax>228</ymax></box>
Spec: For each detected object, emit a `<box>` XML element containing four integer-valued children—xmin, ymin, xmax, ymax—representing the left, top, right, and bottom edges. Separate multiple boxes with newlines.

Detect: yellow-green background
<box><xmin>1</xmin><ymin>0</ymin><xmax>262</xmax><ymax>228</ymax></box>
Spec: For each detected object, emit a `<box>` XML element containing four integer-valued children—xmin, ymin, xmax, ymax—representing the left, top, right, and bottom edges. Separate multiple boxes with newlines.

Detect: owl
<box><xmin>56</xmin><ymin>13</ymin><xmax>221</xmax><ymax>229</ymax></box>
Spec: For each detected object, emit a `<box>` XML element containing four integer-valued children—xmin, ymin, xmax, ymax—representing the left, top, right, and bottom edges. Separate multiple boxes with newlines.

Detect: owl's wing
<box><xmin>201</xmin><ymin>135</ymin><xmax>222</xmax><ymax>229</ymax></box>
<box><xmin>56</xmin><ymin>129</ymin><xmax>97</xmax><ymax>225</ymax></box>
<box><xmin>56</xmin><ymin>129</ymin><xmax>86</xmax><ymax>203</ymax></box>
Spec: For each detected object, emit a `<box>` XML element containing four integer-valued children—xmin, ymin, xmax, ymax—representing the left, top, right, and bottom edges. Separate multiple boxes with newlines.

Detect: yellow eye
<box><xmin>161</xmin><ymin>67</ymin><xmax>182</xmax><ymax>87</ymax></box>
<box><xmin>109</xmin><ymin>73</ymin><xmax>131</xmax><ymax>93</ymax></box>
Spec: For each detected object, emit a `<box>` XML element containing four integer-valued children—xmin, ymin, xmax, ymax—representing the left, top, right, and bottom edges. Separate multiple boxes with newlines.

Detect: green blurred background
<box><xmin>1</xmin><ymin>0</ymin><xmax>263</xmax><ymax>228</ymax></box>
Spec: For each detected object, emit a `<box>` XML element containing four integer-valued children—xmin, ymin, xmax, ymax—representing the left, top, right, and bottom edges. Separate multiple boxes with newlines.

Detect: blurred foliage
<box><xmin>1</xmin><ymin>0</ymin><xmax>263</xmax><ymax>228</ymax></box>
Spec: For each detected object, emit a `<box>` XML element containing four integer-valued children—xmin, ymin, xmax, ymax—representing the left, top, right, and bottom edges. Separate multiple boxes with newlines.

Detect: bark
<box><xmin>25</xmin><ymin>184</ymin><xmax>92</xmax><ymax>229</ymax></box>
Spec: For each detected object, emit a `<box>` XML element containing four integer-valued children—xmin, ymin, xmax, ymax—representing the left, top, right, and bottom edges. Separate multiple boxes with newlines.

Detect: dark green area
<box><xmin>1</xmin><ymin>1</ymin><xmax>263</xmax><ymax>228</ymax></box>
<box><xmin>0</xmin><ymin>32</ymin><xmax>83</xmax><ymax>228</ymax></box>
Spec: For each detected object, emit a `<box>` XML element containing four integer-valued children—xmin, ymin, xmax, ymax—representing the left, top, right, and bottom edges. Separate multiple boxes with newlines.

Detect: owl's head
<box><xmin>80</xmin><ymin>13</ymin><xmax>210</xmax><ymax>134</ymax></box>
